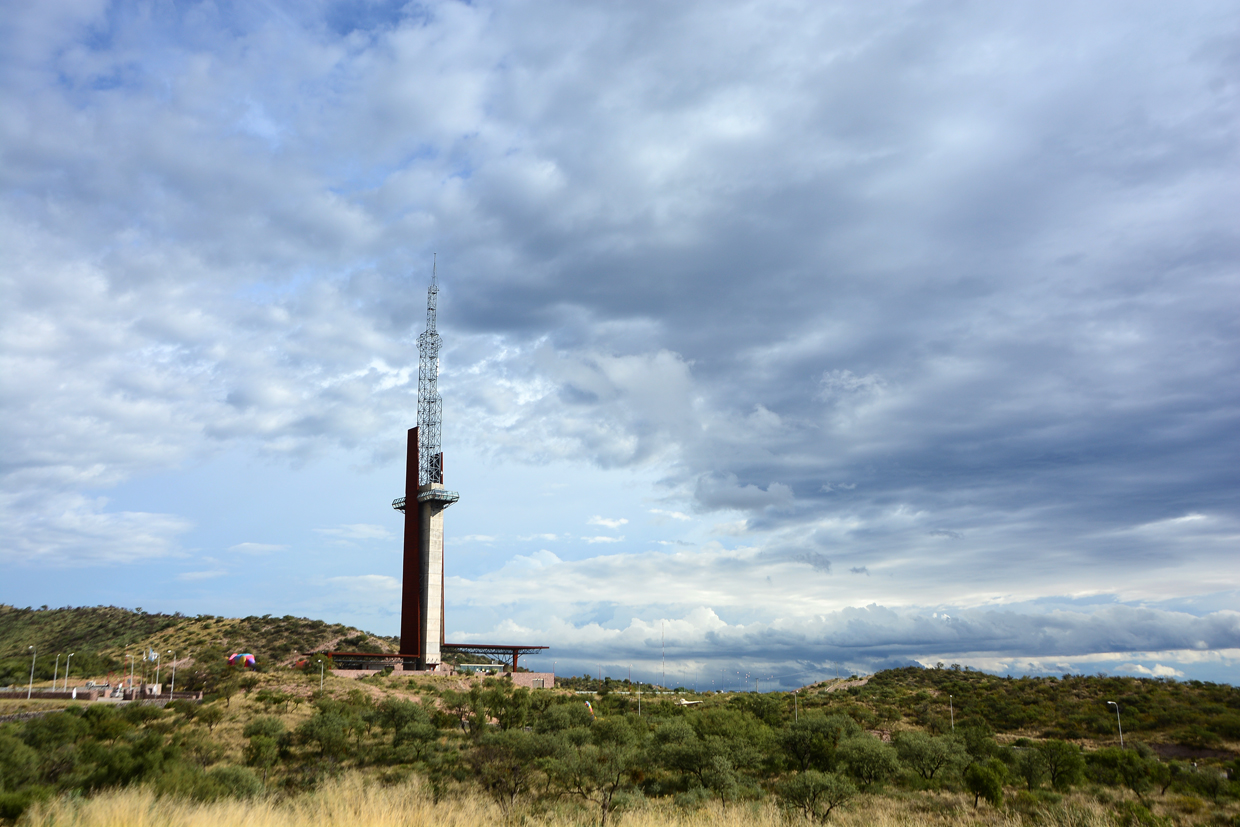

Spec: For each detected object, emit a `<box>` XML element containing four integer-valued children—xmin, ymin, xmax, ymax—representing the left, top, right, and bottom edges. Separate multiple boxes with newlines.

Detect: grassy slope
<box><xmin>0</xmin><ymin>604</ymin><xmax>399</xmax><ymax>686</ymax></box>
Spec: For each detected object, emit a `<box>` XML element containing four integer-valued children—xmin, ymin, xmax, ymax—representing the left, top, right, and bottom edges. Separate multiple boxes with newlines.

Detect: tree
<box><xmin>20</xmin><ymin>711</ymin><xmax>88</xmax><ymax>750</ymax></box>
<box><xmin>438</xmin><ymin>689</ymin><xmax>474</xmax><ymax>732</ymax></box>
<box><xmin>1035</xmin><ymin>739</ymin><xmax>1085</xmax><ymax>791</ymax></box>
<box><xmin>963</xmin><ymin>759</ymin><xmax>1006</xmax><ymax>809</ymax></box>
<box><xmin>893</xmin><ymin>732</ymin><xmax>967</xmax><ymax>780</ymax></box>
<box><xmin>242</xmin><ymin>715</ymin><xmax>287</xmax><ymax>741</ymax></box>
<box><xmin>0</xmin><ymin>732</ymin><xmax>38</xmax><ymax>792</ymax></box>
<box><xmin>545</xmin><ymin>717</ymin><xmax>646</xmax><ymax>827</ymax></box>
<box><xmin>83</xmin><ymin>705</ymin><xmax>130</xmax><ymax>743</ymax></box>
<box><xmin>702</xmin><ymin>753</ymin><xmax>741</xmax><ymax>808</ymax></box>
<box><xmin>196</xmin><ymin>704</ymin><xmax>225</xmax><ymax>734</ymax></box>
<box><xmin>376</xmin><ymin>698</ymin><xmax>429</xmax><ymax>745</ymax></box>
<box><xmin>837</xmin><ymin>736</ymin><xmax>900</xmax><ymax>790</ymax></box>
<box><xmin>781</xmin><ymin>714</ymin><xmax>860</xmax><ymax>772</ymax></box>
<box><xmin>652</xmin><ymin>719</ymin><xmax>716</xmax><ymax>788</ymax></box>
<box><xmin>1087</xmin><ymin>747</ymin><xmax>1156</xmax><ymax>801</ymax></box>
<box><xmin>468</xmin><ymin>730</ymin><xmax>552</xmax><ymax>814</ymax></box>
<box><xmin>297</xmin><ymin>711</ymin><xmax>349</xmax><ymax>760</ymax></box>
<box><xmin>216</xmin><ymin>679</ymin><xmax>239</xmax><ymax>708</ymax></box>
<box><xmin>243</xmin><ymin>735</ymin><xmax>279</xmax><ymax>783</ymax></box>
<box><xmin>777</xmin><ymin>770</ymin><xmax>856</xmax><ymax>821</ymax></box>
<box><xmin>395</xmin><ymin>721</ymin><xmax>440</xmax><ymax>760</ymax></box>
<box><xmin>1014</xmin><ymin>747</ymin><xmax>1048</xmax><ymax>790</ymax></box>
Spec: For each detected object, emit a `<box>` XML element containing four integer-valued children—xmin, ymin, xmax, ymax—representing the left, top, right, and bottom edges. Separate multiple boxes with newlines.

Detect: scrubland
<box><xmin>3</xmin><ymin>605</ymin><xmax>1238</xmax><ymax>826</ymax></box>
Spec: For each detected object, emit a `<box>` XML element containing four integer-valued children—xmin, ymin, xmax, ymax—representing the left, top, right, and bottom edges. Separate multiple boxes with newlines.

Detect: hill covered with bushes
<box><xmin>2</xmin><ymin>605</ymin><xmax>1238</xmax><ymax>825</ymax></box>
<box><xmin>0</xmin><ymin>604</ymin><xmax>396</xmax><ymax>688</ymax></box>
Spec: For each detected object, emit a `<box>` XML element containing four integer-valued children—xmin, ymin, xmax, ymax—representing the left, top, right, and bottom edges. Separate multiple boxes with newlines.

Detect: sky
<box><xmin>2</xmin><ymin>0</ymin><xmax>1238</xmax><ymax>688</ymax></box>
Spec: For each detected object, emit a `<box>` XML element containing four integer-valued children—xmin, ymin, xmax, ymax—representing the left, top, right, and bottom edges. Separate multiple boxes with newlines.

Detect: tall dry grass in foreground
<box><xmin>19</xmin><ymin>776</ymin><xmax>1134</xmax><ymax>827</ymax></box>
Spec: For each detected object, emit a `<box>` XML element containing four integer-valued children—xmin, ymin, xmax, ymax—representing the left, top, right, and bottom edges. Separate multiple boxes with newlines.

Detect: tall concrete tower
<box><xmin>393</xmin><ymin>262</ymin><xmax>458</xmax><ymax>670</ymax></box>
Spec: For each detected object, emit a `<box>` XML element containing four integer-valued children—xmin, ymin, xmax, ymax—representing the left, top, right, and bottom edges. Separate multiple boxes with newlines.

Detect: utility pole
<box><xmin>27</xmin><ymin>646</ymin><xmax>36</xmax><ymax>699</ymax></box>
<box><xmin>949</xmin><ymin>695</ymin><xmax>954</xmax><ymax>731</ymax></box>
<box><xmin>1107</xmin><ymin>701</ymin><xmax>1124</xmax><ymax>749</ymax></box>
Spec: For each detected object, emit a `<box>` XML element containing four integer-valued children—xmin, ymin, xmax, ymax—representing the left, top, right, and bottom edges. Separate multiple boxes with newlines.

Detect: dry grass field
<box><xmin>19</xmin><ymin>773</ymin><xmax>1213</xmax><ymax>827</ymax></box>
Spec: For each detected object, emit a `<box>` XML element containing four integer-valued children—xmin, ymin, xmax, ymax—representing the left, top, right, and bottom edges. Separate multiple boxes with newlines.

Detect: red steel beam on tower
<box><xmin>400</xmin><ymin>427</ymin><xmax>422</xmax><ymax>662</ymax></box>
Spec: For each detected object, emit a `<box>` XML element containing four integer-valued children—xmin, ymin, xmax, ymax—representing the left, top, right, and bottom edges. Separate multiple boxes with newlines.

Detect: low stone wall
<box><xmin>0</xmin><ymin>689</ymin><xmax>99</xmax><ymax>701</ymax></box>
<box><xmin>120</xmin><ymin>689</ymin><xmax>203</xmax><ymax>701</ymax></box>
<box><xmin>331</xmin><ymin>669</ymin><xmax>388</xmax><ymax>679</ymax></box>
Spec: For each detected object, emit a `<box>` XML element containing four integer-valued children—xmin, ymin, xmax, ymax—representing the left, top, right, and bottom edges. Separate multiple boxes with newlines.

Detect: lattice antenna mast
<box><xmin>417</xmin><ymin>257</ymin><xmax>443</xmax><ymax>486</ymax></box>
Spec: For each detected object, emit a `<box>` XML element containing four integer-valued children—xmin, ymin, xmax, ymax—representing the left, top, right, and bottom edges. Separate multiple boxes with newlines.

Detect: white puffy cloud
<box><xmin>587</xmin><ymin>516</ymin><xmax>629</xmax><ymax>529</ymax></box>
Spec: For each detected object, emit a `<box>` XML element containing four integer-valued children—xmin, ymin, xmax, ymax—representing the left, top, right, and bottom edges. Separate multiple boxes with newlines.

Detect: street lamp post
<box><xmin>27</xmin><ymin>646</ymin><xmax>36</xmax><ymax>699</ymax></box>
<box><xmin>316</xmin><ymin>659</ymin><xmax>325</xmax><ymax>693</ymax></box>
<box><xmin>168</xmin><ymin>651</ymin><xmax>177</xmax><ymax>697</ymax></box>
<box><xmin>949</xmin><ymin>695</ymin><xmax>955</xmax><ymax>731</ymax></box>
<box><xmin>1107</xmin><ymin>701</ymin><xmax>1124</xmax><ymax>749</ymax></box>
<box><xmin>53</xmin><ymin>654</ymin><xmax>61</xmax><ymax>691</ymax></box>
<box><xmin>64</xmin><ymin>653</ymin><xmax>74</xmax><ymax>691</ymax></box>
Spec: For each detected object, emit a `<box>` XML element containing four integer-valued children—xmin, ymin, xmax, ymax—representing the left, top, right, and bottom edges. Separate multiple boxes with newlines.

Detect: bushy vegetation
<box><xmin>865</xmin><ymin>665</ymin><xmax>1240</xmax><ymax>745</ymax></box>
<box><xmin>3</xmin><ymin>609</ymin><xmax>1238</xmax><ymax>825</ymax></box>
<box><xmin>1</xmin><ymin>666</ymin><xmax>1238</xmax><ymax>825</ymax></box>
<box><xmin>0</xmin><ymin>604</ymin><xmax>396</xmax><ymax>689</ymax></box>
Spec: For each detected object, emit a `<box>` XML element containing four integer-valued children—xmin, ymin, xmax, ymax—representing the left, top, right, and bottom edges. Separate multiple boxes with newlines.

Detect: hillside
<box><xmin>0</xmin><ymin>604</ymin><xmax>397</xmax><ymax>687</ymax></box>
<box><xmin>1</xmin><ymin>605</ymin><xmax>1238</xmax><ymax>825</ymax></box>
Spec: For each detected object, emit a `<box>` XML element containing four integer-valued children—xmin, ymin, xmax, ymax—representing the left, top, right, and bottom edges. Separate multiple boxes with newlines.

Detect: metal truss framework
<box><xmin>322</xmin><ymin>644</ymin><xmax>548</xmax><ymax>673</ymax></box>
<box><xmin>417</xmin><ymin>259</ymin><xmax>444</xmax><ymax>486</ymax></box>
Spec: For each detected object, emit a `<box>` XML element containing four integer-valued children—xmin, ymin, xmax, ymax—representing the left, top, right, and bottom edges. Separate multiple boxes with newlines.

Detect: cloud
<box><xmin>328</xmin><ymin>575</ymin><xmax>401</xmax><ymax>591</ymax></box>
<box><xmin>0</xmin><ymin>493</ymin><xmax>192</xmax><ymax>566</ymax></box>
<box><xmin>178</xmin><ymin>570</ymin><xmax>228</xmax><ymax>582</ymax></box>
<box><xmin>314</xmin><ymin>524</ymin><xmax>393</xmax><ymax>541</ymax></box>
<box><xmin>1</xmin><ymin>1</ymin><xmax>1237</xmax><ymax>679</ymax></box>
<box><xmin>228</xmin><ymin>542</ymin><xmax>287</xmax><ymax>554</ymax></box>
<box><xmin>583</xmin><ymin>536</ymin><xmax>625</xmax><ymax>544</ymax></box>
<box><xmin>694</xmin><ymin>474</ymin><xmax>794</xmax><ymax>513</ymax></box>
<box><xmin>587</xmin><ymin>516</ymin><xmax>629</xmax><ymax>529</ymax></box>
<box><xmin>1116</xmin><ymin>662</ymin><xmax>1185</xmax><ymax>678</ymax></box>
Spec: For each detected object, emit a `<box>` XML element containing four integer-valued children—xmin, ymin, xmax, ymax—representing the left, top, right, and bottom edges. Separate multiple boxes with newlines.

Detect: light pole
<box><xmin>1107</xmin><ymin>701</ymin><xmax>1124</xmax><ymax>749</ymax></box>
<box><xmin>316</xmin><ymin>659</ymin><xmax>325</xmax><ymax>693</ymax></box>
<box><xmin>53</xmin><ymin>654</ymin><xmax>61</xmax><ymax>691</ymax></box>
<box><xmin>168</xmin><ymin>650</ymin><xmax>176</xmax><ymax>697</ymax></box>
<box><xmin>949</xmin><ymin>695</ymin><xmax>955</xmax><ymax>731</ymax></box>
<box><xmin>128</xmin><ymin>654</ymin><xmax>136</xmax><ymax>689</ymax></box>
<box><xmin>64</xmin><ymin>653</ymin><xmax>74</xmax><ymax>691</ymax></box>
<box><xmin>27</xmin><ymin>646</ymin><xmax>36</xmax><ymax>699</ymax></box>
